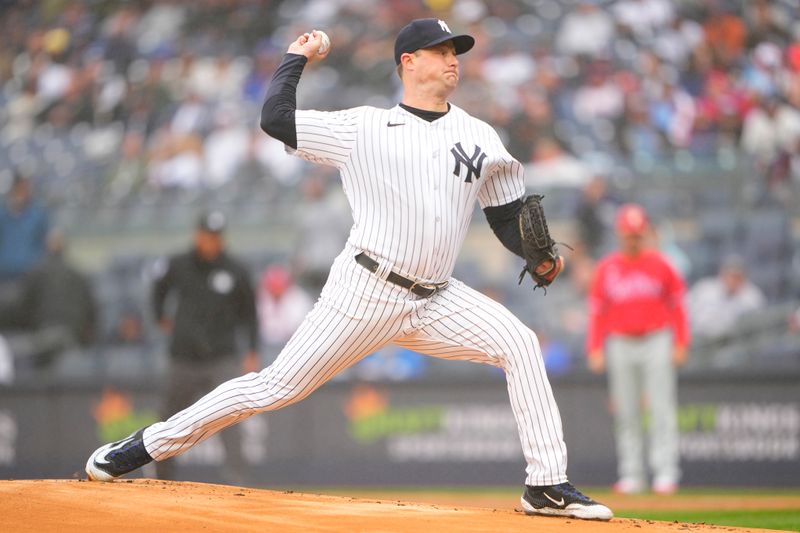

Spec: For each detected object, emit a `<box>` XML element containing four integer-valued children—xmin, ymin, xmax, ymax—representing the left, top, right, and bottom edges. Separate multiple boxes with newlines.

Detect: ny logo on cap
<box><xmin>438</xmin><ymin>19</ymin><xmax>451</xmax><ymax>33</ymax></box>
<box><xmin>451</xmin><ymin>142</ymin><xmax>486</xmax><ymax>183</ymax></box>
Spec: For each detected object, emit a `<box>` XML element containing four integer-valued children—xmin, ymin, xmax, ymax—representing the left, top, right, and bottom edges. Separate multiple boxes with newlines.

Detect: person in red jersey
<box><xmin>587</xmin><ymin>203</ymin><xmax>690</xmax><ymax>495</ymax></box>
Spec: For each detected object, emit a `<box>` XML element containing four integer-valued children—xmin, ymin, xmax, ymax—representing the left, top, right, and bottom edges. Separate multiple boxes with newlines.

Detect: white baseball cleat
<box><xmin>86</xmin><ymin>428</ymin><xmax>153</xmax><ymax>482</ymax></box>
<box><xmin>521</xmin><ymin>482</ymin><xmax>613</xmax><ymax>521</ymax></box>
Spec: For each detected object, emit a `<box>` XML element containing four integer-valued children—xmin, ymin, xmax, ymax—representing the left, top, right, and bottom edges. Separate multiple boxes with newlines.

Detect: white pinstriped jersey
<box><xmin>139</xmin><ymin>100</ymin><xmax>570</xmax><ymax>489</ymax></box>
<box><xmin>291</xmin><ymin>103</ymin><xmax>525</xmax><ymax>283</ymax></box>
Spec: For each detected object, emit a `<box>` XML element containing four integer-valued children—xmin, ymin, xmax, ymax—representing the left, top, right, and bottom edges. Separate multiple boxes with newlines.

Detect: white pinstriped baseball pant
<box><xmin>143</xmin><ymin>244</ymin><xmax>569</xmax><ymax>486</ymax></box>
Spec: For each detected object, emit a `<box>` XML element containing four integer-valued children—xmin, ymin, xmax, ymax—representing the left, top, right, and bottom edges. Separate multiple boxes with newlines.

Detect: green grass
<box><xmin>579</xmin><ymin>488</ymin><xmax>800</xmax><ymax>531</ymax></box>
<box><xmin>293</xmin><ymin>486</ymin><xmax>800</xmax><ymax>531</ymax></box>
<box><xmin>613</xmin><ymin>509</ymin><xmax>800</xmax><ymax>532</ymax></box>
<box><xmin>601</xmin><ymin>487</ymin><xmax>800</xmax><ymax>497</ymax></box>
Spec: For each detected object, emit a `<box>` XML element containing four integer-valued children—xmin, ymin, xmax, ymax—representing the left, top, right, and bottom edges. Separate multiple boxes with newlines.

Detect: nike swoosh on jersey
<box><xmin>94</xmin><ymin>436</ymin><xmax>135</xmax><ymax>466</ymax></box>
<box><xmin>544</xmin><ymin>492</ymin><xmax>565</xmax><ymax>507</ymax></box>
<box><xmin>386</xmin><ymin>122</ymin><xmax>405</xmax><ymax>127</ymax></box>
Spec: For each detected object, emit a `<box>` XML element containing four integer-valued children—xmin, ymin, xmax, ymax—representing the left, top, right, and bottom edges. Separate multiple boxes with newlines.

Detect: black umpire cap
<box><xmin>197</xmin><ymin>210</ymin><xmax>227</xmax><ymax>234</ymax></box>
<box><xmin>394</xmin><ymin>18</ymin><xmax>475</xmax><ymax>65</ymax></box>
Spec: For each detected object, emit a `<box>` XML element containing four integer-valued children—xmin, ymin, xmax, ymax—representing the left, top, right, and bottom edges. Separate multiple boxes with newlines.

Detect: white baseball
<box><xmin>314</xmin><ymin>30</ymin><xmax>330</xmax><ymax>55</ymax></box>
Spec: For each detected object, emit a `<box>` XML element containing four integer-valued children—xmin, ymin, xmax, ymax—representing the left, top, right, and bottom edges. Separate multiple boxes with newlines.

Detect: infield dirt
<box><xmin>0</xmin><ymin>479</ymin><xmax>791</xmax><ymax>532</ymax></box>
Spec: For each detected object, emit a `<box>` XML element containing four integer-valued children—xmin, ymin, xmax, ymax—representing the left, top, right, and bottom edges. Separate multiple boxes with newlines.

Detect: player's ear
<box><xmin>400</xmin><ymin>52</ymin><xmax>415</xmax><ymax>72</ymax></box>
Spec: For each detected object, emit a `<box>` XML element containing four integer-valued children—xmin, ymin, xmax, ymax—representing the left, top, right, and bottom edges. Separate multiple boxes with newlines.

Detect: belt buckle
<box><xmin>409</xmin><ymin>279</ymin><xmax>448</xmax><ymax>297</ymax></box>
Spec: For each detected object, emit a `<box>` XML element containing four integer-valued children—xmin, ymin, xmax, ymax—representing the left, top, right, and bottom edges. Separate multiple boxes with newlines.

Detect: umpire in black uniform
<box><xmin>153</xmin><ymin>210</ymin><xmax>259</xmax><ymax>483</ymax></box>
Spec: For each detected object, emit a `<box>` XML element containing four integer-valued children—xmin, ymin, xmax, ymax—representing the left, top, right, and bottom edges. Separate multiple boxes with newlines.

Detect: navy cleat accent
<box><xmin>521</xmin><ymin>482</ymin><xmax>613</xmax><ymax>521</ymax></box>
<box><xmin>86</xmin><ymin>428</ymin><xmax>153</xmax><ymax>481</ymax></box>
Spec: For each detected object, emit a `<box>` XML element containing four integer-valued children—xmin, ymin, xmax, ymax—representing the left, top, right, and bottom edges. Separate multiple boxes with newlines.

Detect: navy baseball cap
<box><xmin>197</xmin><ymin>210</ymin><xmax>227</xmax><ymax>234</ymax></box>
<box><xmin>394</xmin><ymin>18</ymin><xmax>475</xmax><ymax>65</ymax></box>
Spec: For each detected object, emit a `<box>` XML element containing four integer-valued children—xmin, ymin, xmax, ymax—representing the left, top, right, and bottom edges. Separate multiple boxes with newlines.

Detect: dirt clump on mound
<box><xmin>0</xmin><ymin>479</ymin><xmax>773</xmax><ymax>533</ymax></box>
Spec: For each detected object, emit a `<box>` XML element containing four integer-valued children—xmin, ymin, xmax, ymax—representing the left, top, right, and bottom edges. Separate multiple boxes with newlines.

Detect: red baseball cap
<box><xmin>615</xmin><ymin>203</ymin><xmax>649</xmax><ymax>235</ymax></box>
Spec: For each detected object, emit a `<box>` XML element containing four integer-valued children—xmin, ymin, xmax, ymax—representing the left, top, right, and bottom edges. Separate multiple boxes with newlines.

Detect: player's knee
<box><xmin>503</xmin><ymin>328</ymin><xmax>542</xmax><ymax>366</ymax></box>
<box><xmin>509</xmin><ymin>322</ymin><xmax>540</xmax><ymax>348</ymax></box>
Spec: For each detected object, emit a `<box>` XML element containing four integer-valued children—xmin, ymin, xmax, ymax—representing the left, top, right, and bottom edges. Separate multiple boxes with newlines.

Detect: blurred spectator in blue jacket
<box><xmin>0</xmin><ymin>174</ymin><xmax>50</xmax><ymax>307</ymax></box>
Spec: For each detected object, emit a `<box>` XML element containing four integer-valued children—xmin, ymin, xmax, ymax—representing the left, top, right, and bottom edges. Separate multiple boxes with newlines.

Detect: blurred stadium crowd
<box><xmin>0</xmin><ymin>0</ymin><xmax>799</xmax><ymax>384</ymax></box>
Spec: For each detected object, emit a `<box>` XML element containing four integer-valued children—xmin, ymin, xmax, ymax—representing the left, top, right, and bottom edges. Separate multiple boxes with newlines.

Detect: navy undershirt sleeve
<box><xmin>483</xmin><ymin>198</ymin><xmax>524</xmax><ymax>258</ymax></box>
<box><xmin>260</xmin><ymin>53</ymin><xmax>307</xmax><ymax>149</ymax></box>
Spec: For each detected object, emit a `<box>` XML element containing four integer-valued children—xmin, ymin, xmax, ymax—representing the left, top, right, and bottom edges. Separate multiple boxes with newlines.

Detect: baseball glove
<box><xmin>517</xmin><ymin>194</ymin><xmax>565</xmax><ymax>290</ymax></box>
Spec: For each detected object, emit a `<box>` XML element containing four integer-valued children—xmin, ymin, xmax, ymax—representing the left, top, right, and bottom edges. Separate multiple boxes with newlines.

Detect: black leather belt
<box><xmin>355</xmin><ymin>253</ymin><xmax>448</xmax><ymax>298</ymax></box>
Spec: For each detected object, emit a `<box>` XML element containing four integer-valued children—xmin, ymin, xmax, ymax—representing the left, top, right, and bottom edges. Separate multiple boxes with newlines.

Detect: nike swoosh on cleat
<box><xmin>543</xmin><ymin>492</ymin><xmax>565</xmax><ymax>507</ymax></box>
<box><xmin>94</xmin><ymin>436</ymin><xmax>134</xmax><ymax>466</ymax></box>
<box><xmin>386</xmin><ymin>122</ymin><xmax>405</xmax><ymax>127</ymax></box>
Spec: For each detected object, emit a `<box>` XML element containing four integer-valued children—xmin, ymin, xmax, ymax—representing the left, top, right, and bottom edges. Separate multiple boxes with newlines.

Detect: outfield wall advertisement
<box><xmin>0</xmin><ymin>375</ymin><xmax>797</xmax><ymax>486</ymax></box>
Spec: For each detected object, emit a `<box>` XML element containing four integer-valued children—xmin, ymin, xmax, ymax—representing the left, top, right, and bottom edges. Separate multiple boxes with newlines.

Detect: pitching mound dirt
<box><xmin>0</xmin><ymin>479</ymin><xmax>779</xmax><ymax>532</ymax></box>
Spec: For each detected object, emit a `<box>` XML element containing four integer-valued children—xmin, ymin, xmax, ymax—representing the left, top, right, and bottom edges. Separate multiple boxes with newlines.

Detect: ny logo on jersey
<box><xmin>451</xmin><ymin>142</ymin><xmax>487</xmax><ymax>183</ymax></box>
<box><xmin>438</xmin><ymin>20</ymin><xmax>451</xmax><ymax>33</ymax></box>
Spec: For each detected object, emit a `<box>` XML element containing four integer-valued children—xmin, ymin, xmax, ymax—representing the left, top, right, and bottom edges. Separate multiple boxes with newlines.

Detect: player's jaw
<box><xmin>443</xmin><ymin>67</ymin><xmax>459</xmax><ymax>85</ymax></box>
<box><xmin>431</xmin><ymin>65</ymin><xmax>459</xmax><ymax>98</ymax></box>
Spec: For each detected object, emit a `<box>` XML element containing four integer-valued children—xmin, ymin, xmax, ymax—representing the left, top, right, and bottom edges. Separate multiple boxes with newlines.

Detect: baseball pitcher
<box><xmin>86</xmin><ymin>19</ymin><xmax>612</xmax><ymax>521</ymax></box>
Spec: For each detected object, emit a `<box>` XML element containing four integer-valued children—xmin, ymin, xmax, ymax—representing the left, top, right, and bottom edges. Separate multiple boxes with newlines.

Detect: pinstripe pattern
<box><xmin>394</xmin><ymin>279</ymin><xmax>567</xmax><ymax>486</ymax></box>
<box><xmin>142</xmin><ymin>103</ymin><xmax>568</xmax><ymax>486</ymax></box>
<box><xmin>291</xmin><ymin>104</ymin><xmax>524</xmax><ymax>283</ymax></box>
